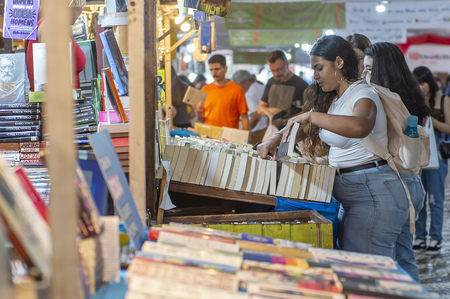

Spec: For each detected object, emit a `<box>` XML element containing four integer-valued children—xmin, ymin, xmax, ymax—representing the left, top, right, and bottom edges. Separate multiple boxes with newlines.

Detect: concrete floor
<box><xmin>415</xmin><ymin>174</ymin><xmax>450</xmax><ymax>298</ymax></box>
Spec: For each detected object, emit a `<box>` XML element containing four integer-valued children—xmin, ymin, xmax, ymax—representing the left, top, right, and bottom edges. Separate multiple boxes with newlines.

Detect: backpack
<box><xmin>347</xmin><ymin>77</ymin><xmax>431</xmax><ymax>234</ymax></box>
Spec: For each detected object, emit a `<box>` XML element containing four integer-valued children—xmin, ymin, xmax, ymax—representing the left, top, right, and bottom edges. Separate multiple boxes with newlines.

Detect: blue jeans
<box><xmin>396</xmin><ymin>173</ymin><xmax>425</xmax><ymax>283</ymax></box>
<box><xmin>416</xmin><ymin>150</ymin><xmax>448</xmax><ymax>242</ymax></box>
<box><xmin>334</xmin><ymin>164</ymin><xmax>409</xmax><ymax>259</ymax></box>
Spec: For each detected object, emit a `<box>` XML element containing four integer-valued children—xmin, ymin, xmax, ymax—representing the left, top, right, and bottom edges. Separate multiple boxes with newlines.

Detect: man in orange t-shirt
<box><xmin>199</xmin><ymin>55</ymin><xmax>249</xmax><ymax>130</ymax></box>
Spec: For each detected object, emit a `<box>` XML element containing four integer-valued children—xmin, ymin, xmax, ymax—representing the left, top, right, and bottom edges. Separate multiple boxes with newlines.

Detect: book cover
<box><xmin>276</xmin><ymin>122</ymin><xmax>300</xmax><ymax>162</ymax></box>
<box><xmin>106</xmin><ymin>0</ymin><xmax>128</xmax><ymax>13</ymax></box>
<box><xmin>197</xmin><ymin>0</ymin><xmax>232</xmax><ymax>18</ymax></box>
<box><xmin>89</xmin><ymin>130</ymin><xmax>146</xmax><ymax>249</ymax></box>
<box><xmin>182</xmin><ymin>85</ymin><xmax>208</xmax><ymax>106</ymax></box>
<box><xmin>2</xmin><ymin>0</ymin><xmax>39</xmax><ymax>40</ymax></box>
<box><xmin>77</xmin><ymin>40</ymin><xmax>98</xmax><ymax>81</ymax></box>
<box><xmin>102</xmin><ymin>68</ymin><xmax>128</xmax><ymax>123</ymax></box>
<box><xmin>72</xmin><ymin>14</ymin><xmax>89</xmax><ymax>41</ymax></box>
<box><xmin>32</xmin><ymin>43</ymin><xmax>47</xmax><ymax>92</ymax></box>
<box><xmin>199</xmin><ymin>21</ymin><xmax>212</xmax><ymax>54</ymax></box>
<box><xmin>99</xmin><ymin>29</ymin><xmax>129</xmax><ymax>95</ymax></box>
<box><xmin>0</xmin><ymin>53</ymin><xmax>26</xmax><ymax>103</ymax></box>
<box><xmin>0</xmin><ymin>158</ymin><xmax>51</xmax><ymax>278</ymax></box>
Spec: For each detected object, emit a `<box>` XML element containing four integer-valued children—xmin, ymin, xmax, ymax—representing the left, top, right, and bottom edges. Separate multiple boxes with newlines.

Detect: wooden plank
<box><xmin>44</xmin><ymin>1</ymin><xmax>79</xmax><ymax>297</ymax></box>
<box><xmin>144</xmin><ymin>0</ymin><xmax>157</xmax><ymax>219</ymax></box>
<box><xmin>128</xmin><ymin>0</ymin><xmax>147</xmax><ymax>225</ymax></box>
<box><xmin>169</xmin><ymin>181</ymin><xmax>277</xmax><ymax>206</ymax></box>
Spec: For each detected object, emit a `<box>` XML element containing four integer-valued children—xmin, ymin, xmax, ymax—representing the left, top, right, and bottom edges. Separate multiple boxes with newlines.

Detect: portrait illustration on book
<box><xmin>0</xmin><ymin>53</ymin><xmax>26</xmax><ymax>103</ymax></box>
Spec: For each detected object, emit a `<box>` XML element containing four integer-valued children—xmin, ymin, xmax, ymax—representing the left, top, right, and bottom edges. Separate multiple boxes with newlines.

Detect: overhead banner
<box><xmin>333</xmin><ymin>28</ymin><xmax>407</xmax><ymax>44</ymax></box>
<box><xmin>405</xmin><ymin>44</ymin><xmax>450</xmax><ymax>73</ymax></box>
<box><xmin>2</xmin><ymin>0</ymin><xmax>40</xmax><ymax>40</ymax></box>
<box><xmin>225</xmin><ymin>2</ymin><xmax>345</xmax><ymax>30</ymax></box>
<box><xmin>230</xmin><ymin>30</ymin><xmax>320</xmax><ymax>47</ymax></box>
<box><xmin>346</xmin><ymin>1</ymin><xmax>450</xmax><ymax>31</ymax></box>
<box><xmin>233</xmin><ymin>51</ymin><xmax>294</xmax><ymax>65</ymax></box>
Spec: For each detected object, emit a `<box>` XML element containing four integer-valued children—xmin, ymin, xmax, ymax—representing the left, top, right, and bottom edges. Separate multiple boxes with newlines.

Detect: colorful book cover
<box><xmin>0</xmin><ymin>53</ymin><xmax>26</xmax><ymax>103</ymax></box>
<box><xmin>200</xmin><ymin>21</ymin><xmax>212</xmax><ymax>54</ymax></box>
<box><xmin>99</xmin><ymin>29</ymin><xmax>128</xmax><ymax>96</ymax></box>
<box><xmin>72</xmin><ymin>14</ymin><xmax>89</xmax><ymax>41</ymax></box>
<box><xmin>102</xmin><ymin>68</ymin><xmax>128</xmax><ymax>123</ymax></box>
<box><xmin>197</xmin><ymin>0</ymin><xmax>231</xmax><ymax>18</ymax></box>
<box><xmin>2</xmin><ymin>0</ymin><xmax>40</xmax><ymax>40</ymax></box>
<box><xmin>89</xmin><ymin>130</ymin><xmax>146</xmax><ymax>250</ymax></box>
<box><xmin>157</xmin><ymin>68</ymin><xmax>165</xmax><ymax>105</ymax></box>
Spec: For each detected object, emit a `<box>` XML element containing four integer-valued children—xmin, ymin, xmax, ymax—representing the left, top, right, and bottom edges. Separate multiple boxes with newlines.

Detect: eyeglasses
<box><xmin>270</xmin><ymin>64</ymin><xmax>286</xmax><ymax>74</ymax></box>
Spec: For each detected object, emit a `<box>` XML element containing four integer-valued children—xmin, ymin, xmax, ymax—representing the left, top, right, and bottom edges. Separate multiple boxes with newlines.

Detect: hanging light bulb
<box><xmin>183</xmin><ymin>54</ymin><xmax>192</xmax><ymax>63</ymax></box>
<box><xmin>294</xmin><ymin>43</ymin><xmax>300</xmax><ymax>48</ymax></box>
<box><xmin>181</xmin><ymin>22</ymin><xmax>191</xmax><ymax>32</ymax></box>
<box><xmin>187</xmin><ymin>43</ymin><xmax>195</xmax><ymax>52</ymax></box>
<box><xmin>175</xmin><ymin>16</ymin><xmax>184</xmax><ymax>24</ymax></box>
<box><xmin>376</xmin><ymin>4</ymin><xmax>386</xmax><ymax>12</ymax></box>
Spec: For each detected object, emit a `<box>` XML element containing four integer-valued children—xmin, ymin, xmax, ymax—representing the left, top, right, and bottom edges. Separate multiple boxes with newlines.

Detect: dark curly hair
<box><xmin>412</xmin><ymin>66</ymin><xmax>439</xmax><ymax>111</ymax></box>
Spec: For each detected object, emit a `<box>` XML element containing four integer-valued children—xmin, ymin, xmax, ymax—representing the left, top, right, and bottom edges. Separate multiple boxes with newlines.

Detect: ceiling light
<box><xmin>181</xmin><ymin>23</ymin><xmax>191</xmax><ymax>32</ymax></box>
<box><xmin>301</xmin><ymin>43</ymin><xmax>311</xmax><ymax>52</ymax></box>
<box><xmin>183</xmin><ymin>55</ymin><xmax>192</xmax><ymax>63</ymax></box>
<box><xmin>285</xmin><ymin>53</ymin><xmax>292</xmax><ymax>61</ymax></box>
<box><xmin>324</xmin><ymin>30</ymin><xmax>335</xmax><ymax>36</ymax></box>
<box><xmin>376</xmin><ymin>4</ymin><xmax>386</xmax><ymax>13</ymax></box>
<box><xmin>187</xmin><ymin>44</ymin><xmax>196</xmax><ymax>52</ymax></box>
<box><xmin>294</xmin><ymin>43</ymin><xmax>300</xmax><ymax>48</ymax></box>
<box><xmin>174</xmin><ymin>16</ymin><xmax>184</xmax><ymax>24</ymax></box>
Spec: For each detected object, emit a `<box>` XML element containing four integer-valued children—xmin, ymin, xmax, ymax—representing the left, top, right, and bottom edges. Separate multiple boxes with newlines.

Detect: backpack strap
<box><xmin>440</xmin><ymin>94</ymin><xmax>445</xmax><ymax>121</ymax></box>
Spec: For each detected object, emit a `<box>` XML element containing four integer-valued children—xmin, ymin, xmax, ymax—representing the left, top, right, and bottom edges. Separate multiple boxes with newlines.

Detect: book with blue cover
<box><xmin>89</xmin><ymin>130</ymin><xmax>146</xmax><ymax>249</ymax></box>
<box><xmin>99</xmin><ymin>29</ymin><xmax>129</xmax><ymax>96</ymax></box>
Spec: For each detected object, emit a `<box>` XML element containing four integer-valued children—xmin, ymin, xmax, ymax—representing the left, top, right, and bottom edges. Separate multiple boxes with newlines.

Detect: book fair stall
<box><xmin>0</xmin><ymin>0</ymin><xmax>447</xmax><ymax>298</ymax></box>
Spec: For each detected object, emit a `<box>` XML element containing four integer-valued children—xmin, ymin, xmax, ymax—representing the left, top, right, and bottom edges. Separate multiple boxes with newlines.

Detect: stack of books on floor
<box><xmin>162</xmin><ymin>136</ymin><xmax>335</xmax><ymax>203</ymax></box>
<box><xmin>123</xmin><ymin>223</ymin><xmax>440</xmax><ymax>299</ymax></box>
<box><xmin>0</xmin><ymin>103</ymin><xmax>42</xmax><ymax>143</ymax></box>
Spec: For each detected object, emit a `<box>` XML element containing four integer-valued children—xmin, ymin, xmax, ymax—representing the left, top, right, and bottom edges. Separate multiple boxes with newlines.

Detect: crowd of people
<box><xmin>173</xmin><ymin>34</ymin><xmax>448</xmax><ymax>284</ymax></box>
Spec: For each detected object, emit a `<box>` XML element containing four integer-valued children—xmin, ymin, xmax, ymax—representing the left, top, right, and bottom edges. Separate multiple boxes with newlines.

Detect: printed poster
<box><xmin>3</xmin><ymin>0</ymin><xmax>40</xmax><ymax>40</ymax></box>
<box><xmin>0</xmin><ymin>53</ymin><xmax>26</xmax><ymax>103</ymax></box>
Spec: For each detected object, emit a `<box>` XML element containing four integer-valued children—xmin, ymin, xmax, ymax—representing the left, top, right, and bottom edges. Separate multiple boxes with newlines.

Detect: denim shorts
<box><xmin>333</xmin><ymin>163</ymin><xmax>409</xmax><ymax>258</ymax></box>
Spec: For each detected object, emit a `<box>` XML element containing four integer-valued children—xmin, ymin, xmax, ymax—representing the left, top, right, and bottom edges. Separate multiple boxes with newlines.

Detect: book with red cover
<box><xmin>14</xmin><ymin>167</ymin><xmax>48</xmax><ymax>224</ymax></box>
<box><xmin>111</xmin><ymin>137</ymin><xmax>129</xmax><ymax>153</ymax></box>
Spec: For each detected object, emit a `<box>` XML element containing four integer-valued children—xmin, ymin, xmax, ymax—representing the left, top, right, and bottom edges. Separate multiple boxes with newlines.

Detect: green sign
<box><xmin>225</xmin><ymin>2</ymin><xmax>345</xmax><ymax>30</ymax></box>
<box><xmin>233</xmin><ymin>51</ymin><xmax>295</xmax><ymax>65</ymax></box>
<box><xmin>230</xmin><ymin>30</ymin><xmax>320</xmax><ymax>47</ymax></box>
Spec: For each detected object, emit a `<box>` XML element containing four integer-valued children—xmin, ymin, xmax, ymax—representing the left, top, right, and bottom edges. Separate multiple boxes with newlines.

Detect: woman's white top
<box><xmin>319</xmin><ymin>81</ymin><xmax>388</xmax><ymax>168</ymax></box>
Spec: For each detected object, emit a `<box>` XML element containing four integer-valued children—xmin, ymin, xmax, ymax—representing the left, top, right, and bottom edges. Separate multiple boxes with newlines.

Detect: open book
<box><xmin>275</xmin><ymin>122</ymin><xmax>300</xmax><ymax>162</ymax></box>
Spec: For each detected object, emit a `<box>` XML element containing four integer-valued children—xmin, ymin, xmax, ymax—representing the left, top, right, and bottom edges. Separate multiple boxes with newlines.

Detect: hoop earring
<box><xmin>334</xmin><ymin>70</ymin><xmax>345</xmax><ymax>84</ymax></box>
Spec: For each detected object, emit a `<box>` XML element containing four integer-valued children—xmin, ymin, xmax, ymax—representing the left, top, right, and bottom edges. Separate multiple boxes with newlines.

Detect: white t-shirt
<box><xmin>246</xmin><ymin>82</ymin><xmax>268</xmax><ymax>132</ymax></box>
<box><xmin>319</xmin><ymin>81</ymin><xmax>388</xmax><ymax>168</ymax></box>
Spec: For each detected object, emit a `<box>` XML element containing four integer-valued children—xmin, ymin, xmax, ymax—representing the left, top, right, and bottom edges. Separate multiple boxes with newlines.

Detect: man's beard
<box><xmin>0</xmin><ymin>73</ymin><xmax>13</xmax><ymax>82</ymax></box>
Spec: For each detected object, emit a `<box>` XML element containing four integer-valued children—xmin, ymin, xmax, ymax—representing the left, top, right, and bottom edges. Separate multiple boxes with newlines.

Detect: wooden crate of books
<box><xmin>163</xmin><ymin>210</ymin><xmax>333</xmax><ymax>249</ymax></box>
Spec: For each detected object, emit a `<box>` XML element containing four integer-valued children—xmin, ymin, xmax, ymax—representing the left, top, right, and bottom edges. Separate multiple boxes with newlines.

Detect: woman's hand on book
<box><xmin>256</xmin><ymin>134</ymin><xmax>282</xmax><ymax>161</ymax></box>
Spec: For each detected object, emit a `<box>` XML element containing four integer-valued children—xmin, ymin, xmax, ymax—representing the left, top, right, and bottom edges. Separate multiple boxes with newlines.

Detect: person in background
<box><xmin>257</xmin><ymin>50</ymin><xmax>308</xmax><ymax>130</ymax></box>
<box><xmin>26</xmin><ymin>2</ymin><xmax>86</xmax><ymax>91</ymax></box>
<box><xmin>346</xmin><ymin>33</ymin><xmax>372</xmax><ymax>77</ymax></box>
<box><xmin>443</xmin><ymin>76</ymin><xmax>450</xmax><ymax>97</ymax></box>
<box><xmin>257</xmin><ymin>35</ymin><xmax>409</xmax><ymax>263</ymax></box>
<box><xmin>231</xmin><ymin>70</ymin><xmax>267</xmax><ymax>144</ymax></box>
<box><xmin>170</xmin><ymin>66</ymin><xmax>196</xmax><ymax>128</ymax></box>
<box><xmin>412</xmin><ymin>66</ymin><xmax>450</xmax><ymax>255</ymax></box>
<box><xmin>178</xmin><ymin>74</ymin><xmax>194</xmax><ymax>87</ymax></box>
<box><xmin>193</xmin><ymin>74</ymin><xmax>207</xmax><ymax>90</ymax></box>
<box><xmin>198</xmin><ymin>54</ymin><xmax>249</xmax><ymax>130</ymax></box>
<box><xmin>364</xmin><ymin>42</ymin><xmax>428</xmax><ymax>282</ymax></box>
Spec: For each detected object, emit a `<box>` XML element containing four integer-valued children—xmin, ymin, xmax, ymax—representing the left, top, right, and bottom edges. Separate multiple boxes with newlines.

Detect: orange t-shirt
<box><xmin>201</xmin><ymin>80</ymin><xmax>249</xmax><ymax>129</ymax></box>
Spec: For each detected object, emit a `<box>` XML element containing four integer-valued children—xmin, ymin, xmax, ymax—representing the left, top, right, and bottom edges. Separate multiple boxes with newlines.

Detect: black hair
<box><xmin>208</xmin><ymin>54</ymin><xmax>226</xmax><ymax>67</ymax></box>
<box><xmin>365</xmin><ymin>42</ymin><xmax>429</xmax><ymax>122</ymax></box>
<box><xmin>412</xmin><ymin>66</ymin><xmax>439</xmax><ymax>110</ymax></box>
<box><xmin>346</xmin><ymin>33</ymin><xmax>372</xmax><ymax>53</ymax></box>
<box><xmin>310</xmin><ymin>35</ymin><xmax>359</xmax><ymax>83</ymax></box>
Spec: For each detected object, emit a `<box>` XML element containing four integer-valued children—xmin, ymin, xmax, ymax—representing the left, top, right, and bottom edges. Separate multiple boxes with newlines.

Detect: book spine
<box><xmin>0</xmin><ymin>103</ymin><xmax>41</xmax><ymax>109</ymax></box>
<box><xmin>0</xmin><ymin>131</ymin><xmax>40</xmax><ymax>138</ymax></box>
<box><xmin>104</xmin><ymin>68</ymin><xmax>128</xmax><ymax>122</ymax></box>
<box><xmin>0</xmin><ymin>121</ymin><xmax>41</xmax><ymax>127</ymax></box>
<box><xmin>75</xmin><ymin>110</ymin><xmax>95</xmax><ymax>119</ymax></box>
<box><xmin>75</xmin><ymin>115</ymin><xmax>97</xmax><ymax>126</ymax></box>
<box><xmin>20</xmin><ymin>147</ymin><xmax>40</xmax><ymax>153</ymax></box>
<box><xmin>0</xmin><ymin>109</ymin><xmax>41</xmax><ymax>115</ymax></box>
<box><xmin>20</xmin><ymin>153</ymin><xmax>41</xmax><ymax>160</ymax></box>
<box><xmin>19</xmin><ymin>141</ymin><xmax>41</xmax><ymax>148</ymax></box>
<box><xmin>0</xmin><ymin>115</ymin><xmax>40</xmax><ymax>121</ymax></box>
<box><xmin>0</xmin><ymin>125</ymin><xmax>40</xmax><ymax>132</ymax></box>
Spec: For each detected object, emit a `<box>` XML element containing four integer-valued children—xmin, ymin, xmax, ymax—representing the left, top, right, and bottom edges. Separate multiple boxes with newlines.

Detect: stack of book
<box><xmin>111</xmin><ymin>137</ymin><xmax>129</xmax><ymax>173</ymax></box>
<box><xmin>162</xmin><ymin>136</ymin><xmax>336</xmax><ymax>203</ymax></box>
<box><xmin>0</xmin><ymin>103</ymin><xmax>42</xmax><ymax>143</ymax></box>
<box><xmin>74</xmin><ymin>98</ymin><xmax>98</xmax><ymax>150</ymax></box>
<box><xmin>123</xmin><ymin>223</ymin><xmax>439</xmax><ymax>299</ymax></box>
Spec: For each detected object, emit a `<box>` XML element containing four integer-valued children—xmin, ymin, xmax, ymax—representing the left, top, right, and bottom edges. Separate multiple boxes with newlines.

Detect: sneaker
<box><xmin>426</xmin><ymin>240</ymin><xmax>442</xmax><ymax>255</ymax></box>
<box><xmin>413</xmin><ymin>238</ymin><xmax>427</xmax><ymax>252</ymax></box>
